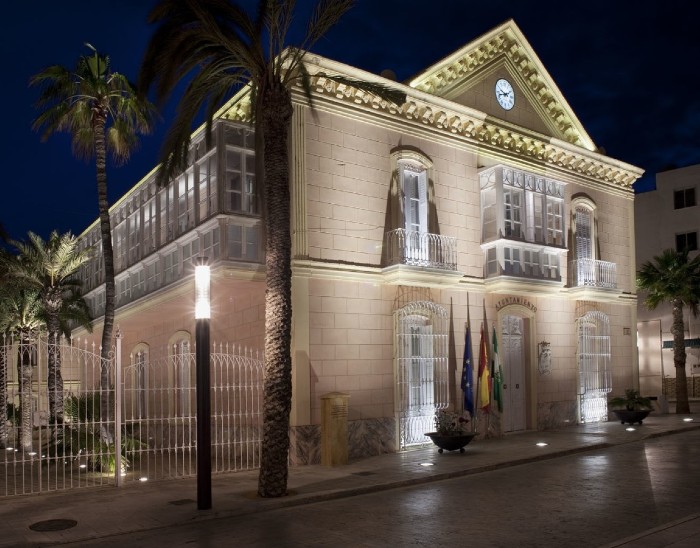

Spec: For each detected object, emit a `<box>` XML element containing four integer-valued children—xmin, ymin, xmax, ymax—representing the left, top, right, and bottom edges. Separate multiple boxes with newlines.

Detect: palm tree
<box><xmin>140</xmin><ymin>0</ymin><xmax>405</xmax><ymax>497</ymax></box>
<box><xmin>6</xmin><ymin>231</ymin><xmax>91</xmax><ymax>430</ymax></box>
<box><xmin>31</xmin><ymin>45</ymin><xmax>156</xmax><ymax>439</ymax></box>
<box><xmin>0</xmin><ymin>248</ymin><xmax>11</xmax><ymax>449</ymax></box>
<box><xmin>0</xmin><ymin>286</ymin><xmax>44</xmax><ymax>452</ymax></box>
<box><xmin>637</xmin><ymin>248</ymin><xmax>700</xmax><ymax>413</ymax></box>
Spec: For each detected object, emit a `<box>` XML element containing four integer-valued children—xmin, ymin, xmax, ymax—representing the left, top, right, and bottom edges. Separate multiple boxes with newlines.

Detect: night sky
<box><xmin>2</xmin><ymin>0</ymin><xmax>699</xmax><ymax>242</ymax></box>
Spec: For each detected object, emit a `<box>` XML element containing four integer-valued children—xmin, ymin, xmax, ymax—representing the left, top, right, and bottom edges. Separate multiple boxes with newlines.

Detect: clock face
<box><xmin>495</xmin><ymin>78</ymin><xmax>515</xmax><ymax>110</ymax></box>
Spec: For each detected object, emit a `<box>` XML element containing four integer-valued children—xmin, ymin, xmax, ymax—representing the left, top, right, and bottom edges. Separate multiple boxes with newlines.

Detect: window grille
<box><xmin>395</xmin><ymin>301</ymin><xmax>449</xmax><ymax>449</ymax></box>
<box><xmin>577</xmin><ymin>311</ymin><xmax>612</xmax><ymax>423</ymax></box>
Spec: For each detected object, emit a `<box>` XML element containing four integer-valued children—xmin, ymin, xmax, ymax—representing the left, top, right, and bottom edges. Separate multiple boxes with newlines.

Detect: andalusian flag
<box><xmin>492</xmin><ymin>326</ymin><xmax>503</xmax><ymax>412</ymax></box>
<box><xmin>461</xmin><ymin>323</ymin><xmax>474</xmax><ymax>416</ymax></box>
<box><xmin>478</xmin><ymin>324</ymin><xmax>490</xmax><ymax>410</ymax></box>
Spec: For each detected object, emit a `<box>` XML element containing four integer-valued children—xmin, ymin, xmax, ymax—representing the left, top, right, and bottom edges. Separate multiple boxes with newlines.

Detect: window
<box><xmin>395</xmin><ymin>302</ymin><xmax>449</xmax><ymax>449</ymax></box>
<box><xmin>577</xmin><ymin>311</ymin><xmax>611</xmax><ymax>423</ymax></box>
<box><xmin>130</xmin><ymin>269</ymin><xmax>145</xmax><ymax>299</ymax></box>
<box><xmin>674</xmin><ymin>188</ymin><xmax>696</xmax><ymax>210</ymax></box>
<box><xmin>145</xmin><ymin>261</ymin><xmax>159</xmax><ymax>292</ymax></box>
<box><xmin>480</xmin><ymin>166</ymin><xmax>566</xmax><ymax>282</ymax></box>
<box><xmin>225</xmin><ymin>148</ymin><xmax>257</xmax><ymax>214</ymax></box>
<box><xmin>131</xmin><ymin>345</ymin><xmax>149</xmax><ymax>419</ymax></box>
<box><xmin>574</xmin><ymin>206</ymin><xmax>594</xmax><ymax>261</ymax></box>
<box><xmin>201</xmin><ymin>228</ymin><xmax>220</xmax><ymax>260</ymax></box>
<box><xmin>163</xmin><ymin>248</ymin><xmax>180</xmax><ymax>284</ymax></box>
<box><xmin>197</xmin><ymin>152</ymin><xmax>217</xmax><ymax>221</ymax></box>
<box><xmin>402</xmin><ymin>164</ymin><xmax>428</xmax><ymax>235</ymax></box>
<box><xmin>181</xmin><ymin>239</ymin><xmax>200</xmax><ymax>269</ymax></box>
<box><xmin>676</xmin><ymin>231</ymin><xmax>698</xmax><ymax>252</ymax></box>
<box><xmin>169</xmin><ymin>334</ymin><xmax>192</xmax><ymax>418</ymax></box>
<box><xmin>177</xmin><ymin>169</ymin><xmax>195</xmax><ymax>235</ymax></box>
<box><xmin>113</xmin><ymin>220</ymin><xmax>127</xmax><ymax>272</ymax></box>
<box><xmin>143</xmin><ymin>198</ymin><xmax>157</xmax><ymax>255</ymax></box>
<box><xmin>481</xmin><ymin>168</ymin><xmax>564</xmax><ymax>246</ymax></box>
<box><xmin>128</xmin><ymin>210</ymin><xmax>141</xmax><ymax>265</ymax></box>
<box><xmin>388</xmin><ymin>150</ymin><xmax>434</xmax><ymax>266</ymax></box>
<box><xmin>227</xmin><ymin>224</ymin><xmax>260</xmax><ymax>261</ymax></box>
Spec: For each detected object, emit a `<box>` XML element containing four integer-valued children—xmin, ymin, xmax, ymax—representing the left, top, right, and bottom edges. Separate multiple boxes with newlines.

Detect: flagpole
<box><xmin>466</xmin><ymin>294</ymin><xmax>476</xmax><ymax>433</ymax></box>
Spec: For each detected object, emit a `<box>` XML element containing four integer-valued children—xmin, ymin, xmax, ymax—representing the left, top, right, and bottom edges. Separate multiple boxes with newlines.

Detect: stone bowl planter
<box><xmin>425</xmin><ymin>432</ymin><xmax>477</xmax><ymax>453</ymax></box>
<box><xmin>611</xmin><ymin>409</ymin><xmax>651</xmax><ymax>425</ymax></box>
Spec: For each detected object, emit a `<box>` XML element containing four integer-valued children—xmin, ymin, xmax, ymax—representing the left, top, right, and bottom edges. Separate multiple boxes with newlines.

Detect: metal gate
<box><xmin>1</xmin><ymin>333</ymin><xmax>263</xmax><ymax>497</ymax></box>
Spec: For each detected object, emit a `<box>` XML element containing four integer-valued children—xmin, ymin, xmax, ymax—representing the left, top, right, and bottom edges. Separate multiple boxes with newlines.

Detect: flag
<box><xmin>461</xmin><ymin>323</ymin><xmax>474</xmax><ymax>416</ymax></box>
<box><xmin>492</xmin><ymin>326</ymin><xmax>503</xmax><ymax>413</ymax></box>
<box><xmin>478</xmin><ymin>324</ymin><xmax>490</xmax><ymax>410</ymax></box>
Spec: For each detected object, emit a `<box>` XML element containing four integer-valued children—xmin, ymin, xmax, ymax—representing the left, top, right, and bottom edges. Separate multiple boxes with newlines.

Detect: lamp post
<box><xmin>194</xmin><ymin>257</ymin><xmax>211</xmax><ymax>510</ymax></box>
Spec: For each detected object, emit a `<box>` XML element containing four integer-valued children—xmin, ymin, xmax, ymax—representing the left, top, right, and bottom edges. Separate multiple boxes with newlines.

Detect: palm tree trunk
<box><xmin>95</xmin><ymin>112</ymin><xmax>116</xmax><ymax>443</ymax></box>
<box><xmin>17</xmin><ymin>332</ymin><xmax>35</xmax><ymax>452</ymax></box>
<box><xmin>257</xmin><ymin>86</ymin><xmax>294</xmax><ymax>498</ymax></box>
<box><xmin>0</xmin><ymin>336</ymin><xmax>8</xmax><ymax>449</ymax></box>
<box><xmin>672</xmin><ymin>299</ymin><xmax>691</xmax><ymax>413</ymax></box>
<box><xmin>46</xmin><ymin>323</ymin><xmax>64</xmax><ymax>444</ymax></box>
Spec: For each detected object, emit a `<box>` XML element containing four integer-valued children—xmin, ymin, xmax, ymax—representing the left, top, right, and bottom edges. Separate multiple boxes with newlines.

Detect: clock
<box><xmin>495</xmin><ymin>78</ymin><xmax>515</xmax><ymax>110</ymax></box>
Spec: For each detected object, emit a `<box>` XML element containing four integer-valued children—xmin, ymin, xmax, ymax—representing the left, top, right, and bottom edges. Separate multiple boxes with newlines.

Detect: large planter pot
<box><xmin>612</xmin><ymin>409</ymin><xmax>651</xmax><ymax>425</ymax></box>
<box><xmin>425</xmin><ymin>432</ymin><xmax>477</xmax><ymax>453</ymax></box>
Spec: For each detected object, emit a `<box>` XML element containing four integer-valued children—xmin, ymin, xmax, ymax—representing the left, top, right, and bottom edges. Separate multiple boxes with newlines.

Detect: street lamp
<box><xmin>194</xmin><ymin>256</ymin><xmax>211</xmax><ymax>510</ymax></box>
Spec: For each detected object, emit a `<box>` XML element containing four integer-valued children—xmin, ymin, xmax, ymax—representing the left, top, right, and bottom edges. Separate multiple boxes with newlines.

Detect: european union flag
<box><xmin>461</xmin><ymin>324</ymin><xmax>474</xmax><ymax>416</ymax></box>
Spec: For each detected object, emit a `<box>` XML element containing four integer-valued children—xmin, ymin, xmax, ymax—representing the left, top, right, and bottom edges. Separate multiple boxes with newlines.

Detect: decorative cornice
<box><xmin>304</xmin><ymin>72</ymin><xmax>641</xmax><ymax>192</ymax></box>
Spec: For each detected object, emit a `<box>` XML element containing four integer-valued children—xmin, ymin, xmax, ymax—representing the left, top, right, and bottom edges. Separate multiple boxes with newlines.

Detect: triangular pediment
<box><xmin>408</xmin><ymin>20</ymin><xmax>596</xmax><ymax>152</ymax></box>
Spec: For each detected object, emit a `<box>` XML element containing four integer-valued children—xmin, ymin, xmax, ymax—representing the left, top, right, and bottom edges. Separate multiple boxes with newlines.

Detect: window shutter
<box><xmin>575</xmin><ymin>207</ymin><xmax>593</xmax><ymax>260</ymax></box>
<box><xmin>418</xmin><ymin>173</ymin><xmax>428</xmax><ymax>233</ymax></box>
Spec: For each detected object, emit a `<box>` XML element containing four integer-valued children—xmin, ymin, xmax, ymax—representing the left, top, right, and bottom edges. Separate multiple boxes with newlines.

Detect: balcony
<box><xmin>568</xmin><ymin>259</ymin><xmax>617</xmax><ymax>289</ymax></box>
<box><xmin>384</xmin><ymin>229</ymin><xmax>457</xmax><ymax>271</ymax></box>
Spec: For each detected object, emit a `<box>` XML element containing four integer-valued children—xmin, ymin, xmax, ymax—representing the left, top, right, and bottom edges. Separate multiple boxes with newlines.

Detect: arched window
<box><xmin>569</xmin><ymin>196</ymin><xmax>615</xmax><ymax>288</ymax></box>
<box><xmin>572</xmin><ymin>199</ymin><xmax>596</xmax><ymax>263</ymax></box>
<box><xmin>577</xmin><ymin>311</ymin><xmax>611</xmax><ymax>423</ymax></box>
<box><xmin>388</xmin><ymin>150</ymin><xmax>434</xmax><ymax>266</ymax></box>
<box><xmin>394</xmin><ymin>300</ymin><xmax>448</xmax><ymax>449</ymax></box>
<box><xmin>131</xmin><ymin>343</ymin><xmax>149</xmax><ymax>419</ymax></box>
<box><xmin>169</xmin><ymin>331</ymin><xmax>193</xmax><ymax>418</ymax></box>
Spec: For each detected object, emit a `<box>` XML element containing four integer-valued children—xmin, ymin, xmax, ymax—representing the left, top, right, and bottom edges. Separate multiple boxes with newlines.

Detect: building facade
<box><xmin>73</xmin><ymin>20</ymin><xmax>643</xmax><ymax>463</ymax></box>
<box><xmin>636</xmin><ymin>164</ymin><xmax>700</xmax><ymax>400</ymax></box>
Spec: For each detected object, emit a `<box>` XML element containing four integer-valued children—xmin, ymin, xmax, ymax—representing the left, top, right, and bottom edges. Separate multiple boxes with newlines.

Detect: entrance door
<box><xmin>502</xmin><ymin>315</ymin><xmax>526</xmax><ymax>432</ymax></box>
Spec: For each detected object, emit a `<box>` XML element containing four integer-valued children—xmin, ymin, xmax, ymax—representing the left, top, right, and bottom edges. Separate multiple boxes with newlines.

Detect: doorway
<box><xmin>501</xmin><ymin>315</ymin><xmax>527</xmax><ymax>432</ymax></box>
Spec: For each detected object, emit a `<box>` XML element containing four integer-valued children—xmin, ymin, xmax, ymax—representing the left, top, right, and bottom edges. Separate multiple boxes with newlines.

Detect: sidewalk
<box><xmin>2</xmin><ymin>414</ymin><xmax>699</xmax><ymax>546</ymax></box>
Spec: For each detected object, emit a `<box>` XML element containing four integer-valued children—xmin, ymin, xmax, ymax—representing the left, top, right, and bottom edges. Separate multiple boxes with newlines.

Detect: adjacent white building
<box><xmin>636</xmin><ymin>164</ymin><xmax>700</xmax><ymax>400</ymax></box>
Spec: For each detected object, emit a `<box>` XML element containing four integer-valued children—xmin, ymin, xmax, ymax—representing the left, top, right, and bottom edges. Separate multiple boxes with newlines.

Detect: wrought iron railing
<box><xmin>384</xmin><ymin>229</ymin><xmax>457</xmax><ymax>271</ymax></box>
<box><xmin>568</xmin><ymin>258</ymin><xmax>617</xmax><ymax>289</ymax></box>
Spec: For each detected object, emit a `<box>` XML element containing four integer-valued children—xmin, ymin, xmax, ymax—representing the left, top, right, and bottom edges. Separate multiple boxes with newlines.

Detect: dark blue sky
<box><xmin>2</xmin><ymin>0</ymin><xmax>699</xmax><ymax>241</ymax></box>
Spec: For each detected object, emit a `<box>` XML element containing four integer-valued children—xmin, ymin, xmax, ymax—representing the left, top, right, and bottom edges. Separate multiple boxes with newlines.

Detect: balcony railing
<box><xmin>568</xmin><ymin>258</ymin><xmax>617</xmax><ymax>289</ymax></box>
<box><xmin>384</xmin><ymin>229</ymin><xmax>457</xmax><ymax>271</ymax></box>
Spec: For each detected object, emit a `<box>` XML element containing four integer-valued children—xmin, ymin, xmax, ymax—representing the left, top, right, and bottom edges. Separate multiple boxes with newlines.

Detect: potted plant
<box><xmin>425</xmin><ymin>409</ymin><xmax>476</xmax><ymax>453</ymax></box>
<box><xmin>609</xmin><ymin>389</ymin><xmax>653</xmax><ymax>425</ymax></box>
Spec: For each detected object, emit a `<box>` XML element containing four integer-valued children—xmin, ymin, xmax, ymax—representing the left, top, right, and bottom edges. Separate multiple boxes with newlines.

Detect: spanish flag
<box><xmin>478</xmin><ymin>324</ymin><xmax>490</xmax><ymax>410</ymax></box>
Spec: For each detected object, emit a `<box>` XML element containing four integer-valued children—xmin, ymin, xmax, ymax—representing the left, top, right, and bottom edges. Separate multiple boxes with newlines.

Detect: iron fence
<box><xmin>1</xmin><ymin>334</ymin><xmax>263</xmax><ymax>497</ymax></box>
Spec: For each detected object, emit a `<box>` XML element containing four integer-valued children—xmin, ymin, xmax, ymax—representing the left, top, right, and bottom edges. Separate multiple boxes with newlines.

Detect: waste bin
<box><xmin>321</xmin><ymin>392</ymin><xmax>350</xmax><ymax>466</ymax></box>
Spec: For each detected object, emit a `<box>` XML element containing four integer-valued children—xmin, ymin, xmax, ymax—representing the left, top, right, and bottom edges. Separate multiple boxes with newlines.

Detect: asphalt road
<box><xmin>66</xmin><ymin>429</ymin><xmax>700</xmax><ymax>547</ymax></box>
